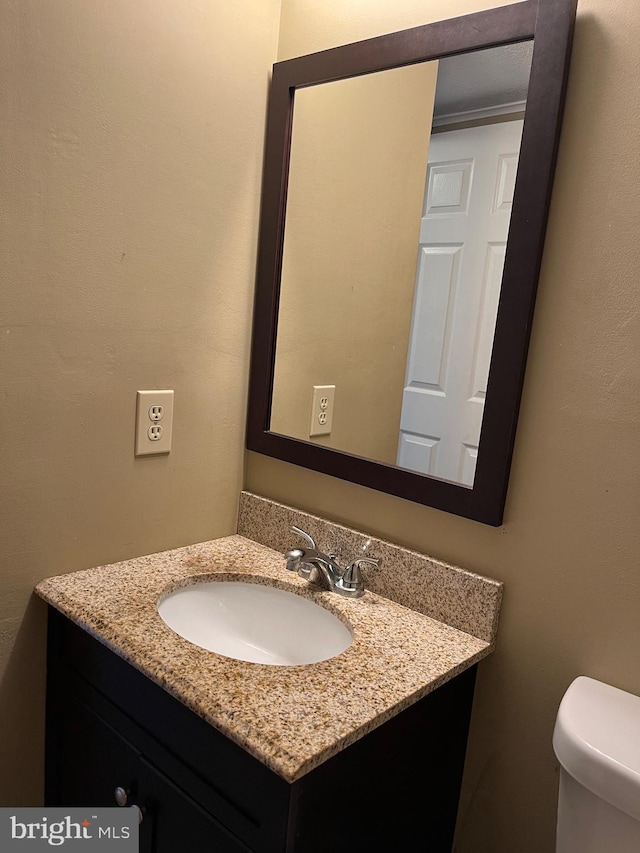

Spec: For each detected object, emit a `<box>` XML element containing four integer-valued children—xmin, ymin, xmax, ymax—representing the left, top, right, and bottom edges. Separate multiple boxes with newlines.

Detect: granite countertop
<box><xmin>36</xmin><ymin>534</ymin><xmax>495</xmax><ymax>783</ymax></box>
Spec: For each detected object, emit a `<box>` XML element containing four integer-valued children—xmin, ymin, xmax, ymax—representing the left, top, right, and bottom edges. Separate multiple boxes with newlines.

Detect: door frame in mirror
<box><xmin>246</xmin><ymin>0</ymin><xmax>577</xmax><ymax>526</ymax></box>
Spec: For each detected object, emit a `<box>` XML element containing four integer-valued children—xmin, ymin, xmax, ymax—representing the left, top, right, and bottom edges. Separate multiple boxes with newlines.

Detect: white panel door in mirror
<box><xmin>398</xmin><ymin>119</ymin><xmax>523</xmax><ymax>486</ymax></box>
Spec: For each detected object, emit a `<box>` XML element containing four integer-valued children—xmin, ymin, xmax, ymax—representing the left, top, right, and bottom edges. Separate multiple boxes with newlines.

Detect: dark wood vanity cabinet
<box><xmin>45</xmin><ymin>609</ymin><xmax>477</xmax><ymax>852</ymax></box>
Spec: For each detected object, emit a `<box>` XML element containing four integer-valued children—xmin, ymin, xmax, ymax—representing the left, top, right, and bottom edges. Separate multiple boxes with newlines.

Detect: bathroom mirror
<box><xmin>247</xmin><ymin>0</ymin><xmax>577</xmax><ymax>526</ymax></box>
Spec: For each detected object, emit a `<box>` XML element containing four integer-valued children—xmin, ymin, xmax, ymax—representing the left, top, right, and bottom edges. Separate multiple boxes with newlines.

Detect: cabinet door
<box><xmin>46</xmin><ymin>691</ymin><xmax>152</xmax><ymax>853</ymax></box>
<box><xmin>138</xmin><ymin>758</ymin><xmax>251</xmax><ymax>853</ymax></box>
<box><xmin>47</xmin><ymin>691</ymin><xmax>140</xmax><ymax>811</ymax></box>
<box><xmin>47</xmin><ymin>689</ymin><xmax>250</xmax><ymax>853</ymax></box>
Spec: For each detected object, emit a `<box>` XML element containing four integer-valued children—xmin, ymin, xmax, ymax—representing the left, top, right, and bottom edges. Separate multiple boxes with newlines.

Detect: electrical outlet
<box><xmin>309</xmin><ymin>385</ymin><xmax>335</xmax><ymax>437</ymax></box>
<box><xmin>136</xmin><ymin>390</ymin><xmax>174</xmax><ymax>455</ymax></box>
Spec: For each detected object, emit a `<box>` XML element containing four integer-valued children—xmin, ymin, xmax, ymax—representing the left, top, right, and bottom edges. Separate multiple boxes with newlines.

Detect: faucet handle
<box><xmin>350</xmin><ymin>557</ymin><xmax>380</xmax><ymax>571</ymax></box>
<box><xmin>336</xmin><ymin>557</ymin><xmax>379</xmax><ymax>598</ymax></box>
<box><xmin>291</xmin><ymin>525</ymin><xmax>317</xmax><ymax>550</ymax></box>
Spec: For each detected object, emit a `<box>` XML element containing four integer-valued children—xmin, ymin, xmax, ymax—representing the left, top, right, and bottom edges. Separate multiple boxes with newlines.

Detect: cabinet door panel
<box><xmin>139</xmin><ymin>758</ymin><xmax>252</xmax><ymax>853</ymax></box>
<box><xmin>46</xmin><ymin>690</ymin><xmax>140</xmax><ymax>811</ymax></box>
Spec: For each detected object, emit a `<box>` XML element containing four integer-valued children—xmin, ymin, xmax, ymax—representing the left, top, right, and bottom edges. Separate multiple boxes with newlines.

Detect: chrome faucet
<box><xmin>284</xmin><ymin>526</ymin><xmax>379</xmax><ymax>599</ymax></box>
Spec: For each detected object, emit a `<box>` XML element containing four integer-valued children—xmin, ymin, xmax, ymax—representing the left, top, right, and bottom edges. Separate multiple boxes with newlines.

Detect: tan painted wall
<box><xmin>247</xmin><ymin>0</ymin><xmax>640</xmax><ymax>851</ymax></box>
<box><xmin>270</xmin><ymin>64</ymin><xmax>437</xmax><ymax>463</ymax></box>
<box><xmin>0</xmin><ymin>0</ymin><xmax>280</xmax><ymax>804</ymax></box>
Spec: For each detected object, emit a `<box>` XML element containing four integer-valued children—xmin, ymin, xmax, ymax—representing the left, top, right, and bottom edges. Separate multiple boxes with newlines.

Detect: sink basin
<box><xmin>158</xmin><ymin>580</ymin><xmax>352</xmax><ymax>666</ymax></box>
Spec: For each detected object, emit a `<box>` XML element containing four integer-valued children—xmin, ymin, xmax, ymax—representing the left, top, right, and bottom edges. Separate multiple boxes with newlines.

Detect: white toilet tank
<box><xmin>553</xmin><ymin>676</ymin><xmax>640</xmax><ymax>853</ymax></box>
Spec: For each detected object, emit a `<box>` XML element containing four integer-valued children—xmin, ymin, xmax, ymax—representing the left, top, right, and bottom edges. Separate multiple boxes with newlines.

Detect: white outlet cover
<box><xmin>310</xmin><ymin>385</ymin><xmax>335</xmax><ymax>437</ymax></box>
<box><xmin>136</xmin><ymin>390</ymin><xmax>174</xmax><ymax>455</ymax></box>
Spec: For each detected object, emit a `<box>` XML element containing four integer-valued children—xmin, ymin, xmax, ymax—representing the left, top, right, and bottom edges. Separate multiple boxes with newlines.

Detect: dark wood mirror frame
<box><xmin>246</xmin><ymin>0</ymin><xmax>577</xmax><ymax>526</ymax></box>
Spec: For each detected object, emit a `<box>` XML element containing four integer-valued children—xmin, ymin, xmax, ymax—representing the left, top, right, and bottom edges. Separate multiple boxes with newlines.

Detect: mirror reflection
<box><xmin>270</xmin><ymin>42</ymin><xmax>533</xmax><ymax>487</ymax></box>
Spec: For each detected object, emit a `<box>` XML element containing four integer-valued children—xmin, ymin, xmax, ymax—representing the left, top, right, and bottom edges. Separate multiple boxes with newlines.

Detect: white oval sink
<box><xmin>158</xmin><ymin>581</ymin><xmax>352</xmax><ymax>666</ymax></box>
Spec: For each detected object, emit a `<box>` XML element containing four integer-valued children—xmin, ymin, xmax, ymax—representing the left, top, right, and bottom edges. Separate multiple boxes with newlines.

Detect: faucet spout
<box><xmin>286</xmin><ymin>544</ymin><xmax>341</xmax><ymax>590</ymax></box>
<box><xmin>300</xmin><ymin>553</ymin><xmax>343</xmax><ymax>591</ymax></box>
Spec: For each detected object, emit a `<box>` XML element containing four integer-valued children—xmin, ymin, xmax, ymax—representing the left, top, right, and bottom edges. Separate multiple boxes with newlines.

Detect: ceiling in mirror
<box><xmin>270</xmin><ymin>42</ymin><xmax>533</xmax><ymax>487</ymax></box>
<box><xmin>433</xmin><ymin>41</ymin><xmax>532</xmax><ymax>120</ymax></box>
<box><xmin>247</xmin><ymin>0</ymin><xmax>577</xmax><ymax>525</ymax></box>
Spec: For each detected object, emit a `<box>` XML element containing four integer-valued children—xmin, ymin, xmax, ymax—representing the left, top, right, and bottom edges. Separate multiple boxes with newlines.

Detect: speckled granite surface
<box><xmin>35</xmin><ymin>530</ymin><xmax>499</xmax><ymax>783</ymax></box>
<box><xmin>238</xmin><ymin>491</ymin><xmax>503</xmax><ymax>643</ymax></box>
